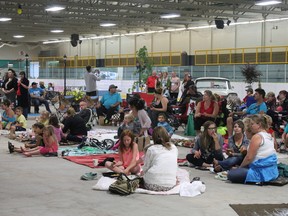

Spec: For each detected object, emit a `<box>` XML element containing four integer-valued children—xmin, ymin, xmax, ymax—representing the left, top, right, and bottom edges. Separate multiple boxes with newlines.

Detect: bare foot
<box><xmin>214</xmin><ymin>165</ymin><xmax>223</xmax><ymax>173</ymax></box>
<box><xmin>20</xmin><ymin>146</ymin><xmax>26</xmax><ymax>153</ymax></box>
<box><xmin>23</xmin><ymin>152</ymin><xmax>32</xmax><ymax>157</ymax></box>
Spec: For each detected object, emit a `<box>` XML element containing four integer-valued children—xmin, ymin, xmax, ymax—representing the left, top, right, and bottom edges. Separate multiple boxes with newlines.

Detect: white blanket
<box><xmin>92</xmin><ymin>168</ymin><xmax>206</xmax><ymax>197</ymax></box>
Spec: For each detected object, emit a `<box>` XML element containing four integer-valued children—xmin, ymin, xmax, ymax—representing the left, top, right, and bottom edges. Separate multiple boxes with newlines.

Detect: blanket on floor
<box><xmin>92</xmin><ymin>168</ymin><xmax>206</xmax><ymax>196</ymax></box>
<box><xmin>63</xmin><ymin>153</ymin><xmax>186</xmax><ymax>168</ymax></box>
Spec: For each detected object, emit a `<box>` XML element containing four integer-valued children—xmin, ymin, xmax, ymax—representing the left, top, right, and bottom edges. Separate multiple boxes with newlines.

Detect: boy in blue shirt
<box><xmin>157</xmin><ymin>113</ymin><xmax>174</xmax><ymax>137</ymax></box>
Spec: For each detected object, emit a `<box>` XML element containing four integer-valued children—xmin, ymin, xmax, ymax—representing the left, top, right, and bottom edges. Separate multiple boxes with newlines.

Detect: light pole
<box><xmin>25</xmin><ymin>53</ymin><xmax>29</xmax><ymax>78</ymax></box>
<box><xmin>63</xmin><ymin>54</ymin><xmax>67</xmax><ymax>96</ymax></box>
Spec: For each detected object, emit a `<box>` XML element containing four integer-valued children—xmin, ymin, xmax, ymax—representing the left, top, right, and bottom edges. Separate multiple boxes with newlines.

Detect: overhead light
<box><xmin>255</xmin><ymin>1</ymin><xmax>281</xmax><ymax>6</ymax></box>
<box><xmin>100</xmin><ymin>23</ymin><xmax>116</xmax><ymax>27</ymax></box>
<box><xmin>51</xmin><ymin>30</ymin><xmax>64</xmax><ymax>33</ymax></box>
<box><xmin>13</xmin><ymin>35</ymin><xmax>25</xmax><ymax>38</ymax></box>
<box><xmin>0</xmin><ymin>17</ymin><xmax>12</xmax><ymax>22</ymax></box>
<box><xmin>160</xmin><ymin>14</ymin><xmax>181</xmax><ymax>19</ymax></box>
<box><xmin>45</xmin><ymin>6</ymin><xmax>65</xmax><ymax>12</ymax></box>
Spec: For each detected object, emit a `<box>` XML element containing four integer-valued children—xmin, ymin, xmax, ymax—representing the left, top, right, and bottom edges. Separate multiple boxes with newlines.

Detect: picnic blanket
<box><xmin>92</xmin><ymin>168</ymin><xmax>206</xmax><ymax>196</ymax></box>
<box><xmin>63</xmin><ymin>152</ymin><xmax>186</xmax><ymax>168</ymax></box>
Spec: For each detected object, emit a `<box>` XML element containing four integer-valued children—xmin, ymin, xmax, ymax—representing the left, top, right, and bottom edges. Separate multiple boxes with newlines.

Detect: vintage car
<box><xmin>195</xmin><ymin>77</ymin><xmax>238</xmax><ymax>98</ymax></box>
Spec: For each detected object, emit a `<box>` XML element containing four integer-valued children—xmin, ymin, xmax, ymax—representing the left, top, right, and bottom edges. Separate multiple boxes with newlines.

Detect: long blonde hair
<box><xmin>43</xmin><ymin>125</ymin><xmax>58</xmax><ymax>144</ymax></box>
<box><xmin>152</xmin><ymin>126</ymin><xmax>171</xmax><ymax>150</ymax></box>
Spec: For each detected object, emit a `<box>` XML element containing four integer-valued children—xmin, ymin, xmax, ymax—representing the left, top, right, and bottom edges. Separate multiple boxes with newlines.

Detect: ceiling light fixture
<box><xmin>255</xmin><ymin>1</ymin><xmax>281</xmax><ymax>6</ymax></box>
<box><xmin>160</xmin><ymin>14</ymin><xmax>181</xmax><ymax>19</ymax></box>
<box><xmin>100</xmin><ymin>23</ymin><xmax>116</xmax><ymax>27</ymax></box>
<box><xmin>51</xmin><ymin>30</ymin><xmax>64</xmax><ymax>33</ymax></box>
<box><xmin>0</xmin><ymin>17</ymin><xmax>12</xmax><ymax>22</ymax></box>
<box><xmin>45</xmin><ymin>6</ymin><xmax>65</xmax><ymax>12</ymax></box>
<box><xmin>13</xmin><ymin>35</ymin><xmax>25</xmax><ymax>38</ymax></box>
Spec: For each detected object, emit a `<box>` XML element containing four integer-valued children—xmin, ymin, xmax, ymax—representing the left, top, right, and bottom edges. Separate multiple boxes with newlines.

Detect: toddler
<box><xmin>10</xmin><ymin>107</ymin><xmax>27</xmax><ymax>133</ymax></box>
<box><xmin>117</xmin><ymin>113</ymin><xmax>135</xmax><ymax>138</ymax></box>
<box><xmin>36</xmin><ymin>110</ymin><xmax>50</xmax><ymax>126</ymax></box>
<box><xmin>157</xmin><ymin>113</ymin><xmax>174</xmax><ymax>137</ymax></box>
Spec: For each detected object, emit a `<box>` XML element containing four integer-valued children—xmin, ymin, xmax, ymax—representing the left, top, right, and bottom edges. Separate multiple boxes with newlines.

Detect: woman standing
<box><xmin>142</xmin><ymin>126</ymin><xmax>178</xmax><ymax>191</ymax></box>
<box><xmin>186</xmin><ymin>121</ymin><xmax>224</xmax><ymax>169</ymax></box>
<box><xmin>1</xmin><ymin>69</ymin><xmax>18</xmax><ymax>106</ymax></box>
<box><xmin>228</xmin><ymin>115</ymin><xmax>278</xmax><ymax>184</ymax></box>
<box><xmin>17</xmin><ymin>71</ymin><xmax>30</xmax><ymax>119</ymax></box>
<box><xmin>194</xmin><ymin>90</ymin><xmax>219</xmax><ymax>134</ymax></box>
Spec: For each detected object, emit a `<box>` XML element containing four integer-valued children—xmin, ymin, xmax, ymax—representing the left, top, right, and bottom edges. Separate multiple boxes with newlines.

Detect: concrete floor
<box><xmin>1</xmin><ymin>111</ymin><xmax>288</xmax><ymax>216</ymax></box>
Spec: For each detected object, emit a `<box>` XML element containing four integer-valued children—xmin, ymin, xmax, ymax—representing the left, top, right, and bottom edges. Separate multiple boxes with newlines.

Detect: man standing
<box><xmin>96</xmin><ymin>84</ymin><xmax>122</xmax><ymax>124</ymax></box>
<box><xmin>84</xmin><ymin>65</ymin><xmax>100</xmax><ymax>96</ymax></box>
<box><xmin>29</xmin><ymin>82</ymin><xmax>51</xmax><ymax>113</ymax></box>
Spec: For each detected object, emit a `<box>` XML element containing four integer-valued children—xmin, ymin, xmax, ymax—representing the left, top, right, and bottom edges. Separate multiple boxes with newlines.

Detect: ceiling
<box><xmin>0</xmin><ymin>0</ymin><xmax>288</xmax><ymax>44</ymax></box>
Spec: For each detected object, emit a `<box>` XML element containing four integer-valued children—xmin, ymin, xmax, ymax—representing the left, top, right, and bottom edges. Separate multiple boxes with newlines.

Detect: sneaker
<box><xmin>80</xmin><ymin>172</ymin><xmax>97</xmax><ymax>181</ymax></box>
<box><xmin>8</xmin><ymin>142</ymin><xmax>14</xmax><ymax>154</ymax></box>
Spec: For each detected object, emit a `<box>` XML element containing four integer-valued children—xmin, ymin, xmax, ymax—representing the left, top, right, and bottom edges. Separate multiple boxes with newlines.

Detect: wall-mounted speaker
<box><xmin>215</xmin><ymin>19</ymin><xmax>224</xmax><ymax>29</ymax></box>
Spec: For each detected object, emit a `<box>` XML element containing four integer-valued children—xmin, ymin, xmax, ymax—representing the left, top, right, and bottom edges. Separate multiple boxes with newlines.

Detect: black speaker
<box><xmin>215</xmin><ymin>19</ymin><xmax>224</xmax><ymax>29</ymax></box>
<box><xmin>71</xmin><ymin>34</ymin><xmax>79</xmax><ymax>41</ymax></box>
<box><xmin>70</xmin><ymin>34</ymin><xmax>79</xmax><ymax>47</ymax></box>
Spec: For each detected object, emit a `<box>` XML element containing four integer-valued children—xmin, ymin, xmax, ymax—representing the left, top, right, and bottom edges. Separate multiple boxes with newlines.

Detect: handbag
<box><xmin>108</xmin><ymin>173</ymin><xmax>141</xmax><ymax>195</ymax></box>
<box><xmin>135</xmin><ymin>136</ymin><xmax>150</xmax><ymax>152</ymax></box>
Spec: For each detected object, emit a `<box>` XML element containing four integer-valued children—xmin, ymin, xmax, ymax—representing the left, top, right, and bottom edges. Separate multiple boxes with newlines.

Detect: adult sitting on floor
<box><xmin>141</xmin><ymin>126</ymin><xmax>178</xmax><ymax>192</ymax></box>
<box><xmin>148</xmin><ymin>87</ymin><xmax>169</xmax><ymax>128</ymax></box>
<box><xmin>186</xmin><ymin>120</ymin><xmax>224</xmax><ymax>169</ymax></box>
<box><xmin>226</xmin><ymin>88</ymin><xmax>267</xmax><ymax>137</ymax></box>
<box><xmin>29</xmin><ymin>82</ymin><xmax>51</xmax><ymax>113</ymax></box>
<box><xmin>78</xmin><ymin>100</ymin><xmax>92</xmax><ymax>130</ymax></box>
<box><xmin>96</xmin><ymin>84</ymin><xmax>122</xmax><ymax>124</ymax></box>
<box><xmin>62</xmin><ymin>107</ymin><xmax>87</xmax><ymax>143</ymax></box>
<box><xmin>0</xmin><ymin>99</ymin><xmax>16</xmax><ymax>130</ymax></box>
<box><xmin>227</xmin><ymin>114</ymin><xmax>278</xmax><ymax>184</ymax></box>
<box><xmin>213</xmin><ymin>120</ymin><xmax>249</xmax><ymax>172</ymax></box>
<box><xmin>194</xmin><ymin>90</ymin><xmax>219</xmax><ymax>135</ymax></box>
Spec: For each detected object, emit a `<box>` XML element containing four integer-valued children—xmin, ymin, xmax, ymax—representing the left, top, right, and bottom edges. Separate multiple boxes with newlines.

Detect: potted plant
<box><xmin>241</xmin><ymin>64</ymin><xmax>262</xmax><ymax>88</ymax></box>
<box><xmin>129</xmin><ymin>46</ymin><xmax>153</xmax><ymax>92</ymax></box>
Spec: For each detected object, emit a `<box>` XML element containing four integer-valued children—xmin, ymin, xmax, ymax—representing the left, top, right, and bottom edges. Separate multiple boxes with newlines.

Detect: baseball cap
<box><xmin>245</xmin><ymin>87</ymin><xmax>253</xmax><ymax>93</ymax></box>
<box><xmin>109</xmin><ymin>84</ymin><xmax>118</xmax><ymax>90</ymax></box>
<box><xmin>32</xmin><ymin>82</ymin><xmax>38</xmax><ymax>85</ymax></box>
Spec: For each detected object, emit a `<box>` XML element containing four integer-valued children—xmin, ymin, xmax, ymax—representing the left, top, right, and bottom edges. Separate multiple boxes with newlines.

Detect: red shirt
<box><xmin>146</xmin><ymin>76</ymin><xmax>157</xmax><ymax>88</ymax></box>
<box><xmin>200</xmin><ymin>101</ymin><xmax>215</xmax><ymax>114</ymax></box>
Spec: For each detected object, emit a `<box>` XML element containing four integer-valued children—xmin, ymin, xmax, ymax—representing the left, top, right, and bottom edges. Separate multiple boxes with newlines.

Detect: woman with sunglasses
<box><xmin>186</xmin><ymin>120</ymin><xmax>224</xmax><ymax>169</ymax></box>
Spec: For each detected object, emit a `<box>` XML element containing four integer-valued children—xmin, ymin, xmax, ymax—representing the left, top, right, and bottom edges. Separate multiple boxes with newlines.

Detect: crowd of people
<box><xmin>1</xmin><ymin>66</ymin><xmax>287</xmax><ymax>191</ymax></box>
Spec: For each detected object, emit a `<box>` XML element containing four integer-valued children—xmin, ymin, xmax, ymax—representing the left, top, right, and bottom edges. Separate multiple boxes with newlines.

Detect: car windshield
<box><xmin>196</xmin><ymin>80</ymin><xmax>228</xmax><ymax>89</ymax></box>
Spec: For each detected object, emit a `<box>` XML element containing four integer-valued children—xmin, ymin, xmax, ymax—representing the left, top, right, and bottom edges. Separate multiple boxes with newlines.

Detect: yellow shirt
<box><xmin>16</xmin><ymin>114</ymin><xmax>27</xmax><ymax>129</ymax></box>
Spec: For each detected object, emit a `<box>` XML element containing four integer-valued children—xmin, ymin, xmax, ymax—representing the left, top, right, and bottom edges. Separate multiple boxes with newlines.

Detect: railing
<box><xmin>31</xmin><ymin>56</ymin><xmax>97</xmax><ymax>68</ymax></box>
<box><xmin>195</xmin><ymin>46</ymin><xmax>288</xmax><ymax>65</ymax></box>
<box><xmin>105</xmin><ymin>51</ymin><xmax>182</xmax><ymax>67</ymax></box>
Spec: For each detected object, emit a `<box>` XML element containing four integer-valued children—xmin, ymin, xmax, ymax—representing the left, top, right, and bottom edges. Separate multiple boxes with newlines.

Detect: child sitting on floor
<box><xmin>10</xmin><ymin>107</ymin><xmax>27</xmax><ymax>135</ymax></box>
<box><xmin>105</xmin><ymin>129</ymin><xmax>140</xmax><ymax>175</ymax></box>
<box><xmin>117</xmin><ymin>113</ymin><xmax>135</xmax><ymax>138</ymax></box>
<box><xmin>9</xmin><ymin>123</ymin><xmax>45</xmax><ymax>154</ymax></box>
<box><xmin>157</xmin><ymin>113</ymin><xmax>174</xmax><ymax>137</ymax></box>
<box><xmin>22</xmin><ymin>125</ymin><xmax>58</xmax><ymax>157</ymax></box>
<box><xmin>36</xmin><ymin>110</ymin><xmax>50</xmax><ymax>126</ymax></box>
<box><xmin>264</xmin><ymin>114</ymin><xmax>278</xmax><ymax>151</ymax></box>
<box><xmin>49</xmin><ymin>114</ymin><xmax>64</xmax><ymax>142</ymax></box>
<box><xmin>0</xmin><ymin>99</ymin><xmax>16</xmax><ymax>130</ymax></box>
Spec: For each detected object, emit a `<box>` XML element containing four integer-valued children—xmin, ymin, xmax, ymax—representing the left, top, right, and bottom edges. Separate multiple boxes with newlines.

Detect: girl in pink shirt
<box><xmin>105</xmin><ymin>129</ymin><xmax>140</xmax><ymax>175</ymax></box>
<box><xmin>23</xmin><ymin>125</ymin><xmax>58</xmax><ymax>157</ymax></box>
<box><xmin>49</xmin><ymin>114</ymin><xmax>64</xmax><ymax>142</ymax></box>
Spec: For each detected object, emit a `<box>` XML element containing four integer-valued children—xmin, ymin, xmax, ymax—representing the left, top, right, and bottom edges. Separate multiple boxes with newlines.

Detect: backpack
<box><xmin>108</xmin><ymin>173</ymin><xmax>141</xmax><ymax>195</ymax></box>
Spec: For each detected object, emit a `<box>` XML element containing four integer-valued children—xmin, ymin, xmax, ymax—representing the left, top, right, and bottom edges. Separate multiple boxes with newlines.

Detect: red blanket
<box><xmin>63</xmin><ymin>153</ymin><xmax>186</xmax><ymax>168</ymax></box>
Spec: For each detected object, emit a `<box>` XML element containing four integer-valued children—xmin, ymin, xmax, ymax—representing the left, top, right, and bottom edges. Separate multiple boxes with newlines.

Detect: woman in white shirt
<box><xmin>228</xmin><ymin>115</ymin><xmax>278</xmax><ymax>184</ymax></box>
<box><xmin>142</xmin><ymin>126</ymin><xmax>178</xmax><ymax>191</ymax></box>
